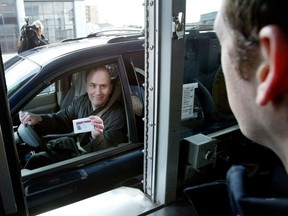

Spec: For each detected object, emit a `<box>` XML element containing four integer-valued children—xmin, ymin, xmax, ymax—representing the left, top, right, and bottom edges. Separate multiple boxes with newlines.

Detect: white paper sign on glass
<box><xmin>181</xmin><ymin>82</ymin><xmax>198</xmax><ymax>120</ymax></box>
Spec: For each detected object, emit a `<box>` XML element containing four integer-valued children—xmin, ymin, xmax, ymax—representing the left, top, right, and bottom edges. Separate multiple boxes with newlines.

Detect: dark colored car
<box><xmin>4</xmin><ymin>29</ymin><xmax>276</xmax><ymax>215</ymax></box>
<box><xmin>4</xmin><ymin>28</ymin><xmax>241</xmax><ymax>214</ymax></box>
<box><xmin>5</xmin><ymin>31</ymin><xmax>146</xmax><ymax>215</ymax></box>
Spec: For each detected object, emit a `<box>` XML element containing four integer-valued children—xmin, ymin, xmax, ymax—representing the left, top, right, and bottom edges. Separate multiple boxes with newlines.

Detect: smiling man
<box><xmin>86</xmin><ymin>67</ymin><xmax>113</xmax><ymax>110</ymax></box>
<box><xmin>19</xmin><ymin>66</ymin><xmax>127</xmax><ymax>169</ymax></box>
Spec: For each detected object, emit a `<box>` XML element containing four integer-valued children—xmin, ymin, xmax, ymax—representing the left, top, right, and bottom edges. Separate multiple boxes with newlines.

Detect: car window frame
<box><xmin>18</xmin><ymin>55</ymin><xmax>143</xmax><ymax>180</ymax></box>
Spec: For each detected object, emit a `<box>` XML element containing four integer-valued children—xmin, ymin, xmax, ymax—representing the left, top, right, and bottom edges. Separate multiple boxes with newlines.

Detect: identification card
<box><xmin>73</xmin><ymin>117</ymin><xmax>94</xmax><ymax>134</ymax></box>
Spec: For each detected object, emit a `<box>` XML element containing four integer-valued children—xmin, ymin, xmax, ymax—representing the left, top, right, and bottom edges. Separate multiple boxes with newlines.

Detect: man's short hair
<box><xmin>86</xmin><ymin>66</ymin><xmax>111</xmax><ymax>83</ymax></box>
<box><xmin>222</xmin><ymin>0</ymin><xmax>288</xmax><ymax>73</ymax></box>
<box><xmin>224</xmin><ymin>0</ymin><xmax>288</xmax><ymax>41</ymax></box>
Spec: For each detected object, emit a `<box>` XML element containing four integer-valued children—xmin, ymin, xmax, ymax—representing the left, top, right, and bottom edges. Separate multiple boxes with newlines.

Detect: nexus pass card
<box><xmin>73</xmin><ymin>117</ymin><xmax>94</xmax><ymax>134</ymax></box>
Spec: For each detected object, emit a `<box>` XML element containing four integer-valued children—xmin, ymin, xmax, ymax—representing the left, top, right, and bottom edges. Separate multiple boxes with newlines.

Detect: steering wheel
<box><xmin>17</xmin><ymin>124</ymin><xmax>45</xmax><ymax>148</ymax></box>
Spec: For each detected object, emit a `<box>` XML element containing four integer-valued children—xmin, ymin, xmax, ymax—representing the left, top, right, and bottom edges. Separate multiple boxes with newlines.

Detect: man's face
<box><xmin>214</xmin><ymin>3</ymin><xmax>261</xmax><ymax>141</ymax></box>
<box><xmin>86</xmin><ymin>69</ymin><xmax>113</xmax><ymax>109</ymax></box>
<box><xmin>34</xmin><ymin>25</ymin><xmax>42</xmax><ymax>37</ymax></box>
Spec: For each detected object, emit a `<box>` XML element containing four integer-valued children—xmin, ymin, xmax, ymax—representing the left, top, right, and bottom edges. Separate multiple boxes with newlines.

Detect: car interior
<box><xmin>15</xmin><ymin>60</ymin><xmax>144</xmax><ymax>171</ymax></box>
<box><xmin>8</xmin><ymin>57</ymin><xmax>146</xmax><ymax>214</ymax></box>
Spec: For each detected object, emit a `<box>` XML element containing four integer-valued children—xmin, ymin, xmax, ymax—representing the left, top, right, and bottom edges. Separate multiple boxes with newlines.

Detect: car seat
<box><xmin>195</xmin><ymin>65</ymin><xmax>233</xmax><ymax>121</ymax></box>
<box><xmin>60</xmin><ymin>71</ymin><xmax>87</xmax><ymax>110</ymax></box>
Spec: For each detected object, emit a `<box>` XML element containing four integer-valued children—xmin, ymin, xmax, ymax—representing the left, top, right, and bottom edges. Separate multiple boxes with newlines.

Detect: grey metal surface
<box><xmin>145</xmin><ymin>198</ymin><xmax>196</xmax><ymax>216</ymax></box>
<box><xmin>143</xmin><ymin>0</ymin><xmax>186</xmax><ymax>204</ymax></box>
<box><xmin>37</xmin><ymin>187</ymin><xmax>158</xmax><ymax>216</ymax></box>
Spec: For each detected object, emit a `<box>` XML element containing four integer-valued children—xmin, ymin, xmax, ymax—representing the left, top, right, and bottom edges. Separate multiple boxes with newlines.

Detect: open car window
<box><xmin>15</xmin><ymin>59</ymin><xmax>140</xmax><ymax>173</ymax></box>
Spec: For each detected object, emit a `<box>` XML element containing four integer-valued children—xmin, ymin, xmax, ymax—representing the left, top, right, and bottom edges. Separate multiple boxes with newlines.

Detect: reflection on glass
<box><xmin>6</xmin><ymin>59</ymin><xmax>41</xmax><ymax>95</ymax></box>
<box><xmin>186</xmin><ymin>0</ymin><xmax>221</xmax><ymax>30</ymax></box>
<box><xmin>182</xmin><ymin>0</ymin><xmax>235</xmax><ymax>137</ymax></box>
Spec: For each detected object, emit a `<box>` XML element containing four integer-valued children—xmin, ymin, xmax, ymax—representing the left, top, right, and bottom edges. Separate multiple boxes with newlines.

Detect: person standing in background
<box><xmin>18</xmin><ymin>19</ymin><xmax>48</xmax><ymax>53</ymax></box>
<box><xmin>32</xmin><ymin>20</ymin><xmax>49</xmax><ymax>44</ymax></box>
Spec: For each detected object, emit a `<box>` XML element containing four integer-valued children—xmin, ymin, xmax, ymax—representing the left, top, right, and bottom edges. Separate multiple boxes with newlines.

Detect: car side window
<box><xmin>17</xmin><ymin>61</ymin><xmax>133</xmax><ymax>170</ymax></box>
<box><xmin>39</xmin><ymin>84</ymin><xmax>55</xmax><ymax>95</ymax></box>
<box><xmin>123</xmin><ymin>56</ymin><xmax>145</xmax><ymax>142</ymax></box>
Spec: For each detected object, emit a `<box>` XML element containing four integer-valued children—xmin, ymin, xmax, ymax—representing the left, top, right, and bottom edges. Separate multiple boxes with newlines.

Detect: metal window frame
<box><xmin>144</xmin><ymin>0</ymin><xmax>186</xmax><ymax>204</ymax></box>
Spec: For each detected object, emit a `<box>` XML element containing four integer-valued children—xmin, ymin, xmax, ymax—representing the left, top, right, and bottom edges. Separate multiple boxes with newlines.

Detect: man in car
<box><xmin>19</xmin><ymin>66</ymin><xmax>127</xmax><ymax>169</ymax></box>
<box><xmin>214</xmin><ymin>0</ymin><xmax>288</xmax><ymax>215</ymax></box>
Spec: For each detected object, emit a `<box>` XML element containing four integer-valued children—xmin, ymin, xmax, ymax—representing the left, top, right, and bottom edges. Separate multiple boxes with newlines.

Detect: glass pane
<box><xmin>39</xmin><ymin>84</ymin><xmax>55</xmax><ymax>95</ymax></box>
<box><xmin>52</xmin><ymin>2</ymin><xmax>64</xmax><ymax>14</ymax></box>
<box><xmin>182</xmin><ymin>0</ymin><xmax>234</xmax><ymax>133</ymax></box>
<box><xmin>186</xmin><ymin>0</ymin><xmax>221</xmax><ymax>30</ymax></box>
<box><xmin>5</xmin><ymin>59</ymin><xmax>41</xmax><ymax>95</ymax></box>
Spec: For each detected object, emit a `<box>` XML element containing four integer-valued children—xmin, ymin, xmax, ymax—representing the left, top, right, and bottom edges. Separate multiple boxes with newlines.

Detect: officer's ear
<box><xmin>256</xmin><ymin>25</ymin><xmax>288</xmax><ymax>106</ymax></box>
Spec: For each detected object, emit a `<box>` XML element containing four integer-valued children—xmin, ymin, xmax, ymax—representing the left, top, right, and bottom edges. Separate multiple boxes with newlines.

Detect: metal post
<box><xmin>144</xmin><ymin>0</ymin><xmax>186</xmax><ymax>204</ymax></box>
<box><xmin>0</xmin><ymin>47</ymin><xmax>28</xmax><ymax>215</ymax></box>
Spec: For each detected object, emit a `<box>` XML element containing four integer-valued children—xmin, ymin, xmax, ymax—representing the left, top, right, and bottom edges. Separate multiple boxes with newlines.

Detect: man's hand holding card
<box><xmin>73</xmin><ymin>116</ymin><xmax>104</xmax><ymax>138</ymax></box>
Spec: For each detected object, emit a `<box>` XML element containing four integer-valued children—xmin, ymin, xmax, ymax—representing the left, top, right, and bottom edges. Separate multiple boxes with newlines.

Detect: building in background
<box><xmin>24</xmin><ymin>1</ymin><xmax>77</xmax><ymax>43</ymax></box>
<box><xmin>0</xmin><ymin>0</ymin><xmax>18</xmax><ymax>53</ymax></box>
<box><xmin>85</xmin><ymin>4</ymin><xmax>100</xmax><ymax>34</ymax></box>
<box><xmin>0</xmin><ymin>0</ymin><xmax>96</xmax><ymax>54</ymax></box>
<box><xmin>186</xmin><ymin>11</ymin><xmax>217</xmax><ymax>31</ymax></box>
<box><xmin>0</xmin><ymin>0</ymin><xmax>144</xmax><ymax>55</ymax></box>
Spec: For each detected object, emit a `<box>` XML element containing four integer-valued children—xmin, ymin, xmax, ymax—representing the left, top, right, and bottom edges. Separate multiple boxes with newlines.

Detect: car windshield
<box><xmin>5</xmin><ymin>57</ymin><xmax>41</xmax><ymax>95</ymax></box>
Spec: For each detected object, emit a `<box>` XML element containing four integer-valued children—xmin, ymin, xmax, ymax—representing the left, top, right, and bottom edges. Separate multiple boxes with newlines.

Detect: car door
<box><xmin>0</xmin><ymin>51</ymin><xmax>28</xmax><ymax>215</ymax></box>
<box><xmin>15</xmin><ymin>55</ymin><xmax>144</xmax><ymax>215</ymax></box>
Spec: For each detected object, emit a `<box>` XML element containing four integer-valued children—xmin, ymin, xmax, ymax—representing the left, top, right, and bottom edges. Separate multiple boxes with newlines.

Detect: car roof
<box><xmin>20</xmin><ymin>38</ymin><xmax>111</xmax><ymax>65</ymax></box>
<box><xmin>16</xmin><ymin>34</ymin><xmax>144</xmax><ymax>67</ymax></box>
<box><xmin>5</xmin><ymin>32</ymin><xmax>145</xmax><ymax>115</ymax></box>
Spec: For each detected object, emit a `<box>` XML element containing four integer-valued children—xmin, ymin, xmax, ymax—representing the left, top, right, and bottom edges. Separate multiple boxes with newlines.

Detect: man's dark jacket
<box><xmin>39</xmin><ymin>93</ymin><xmax>127</xmax><ymax>152</ymax></box>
